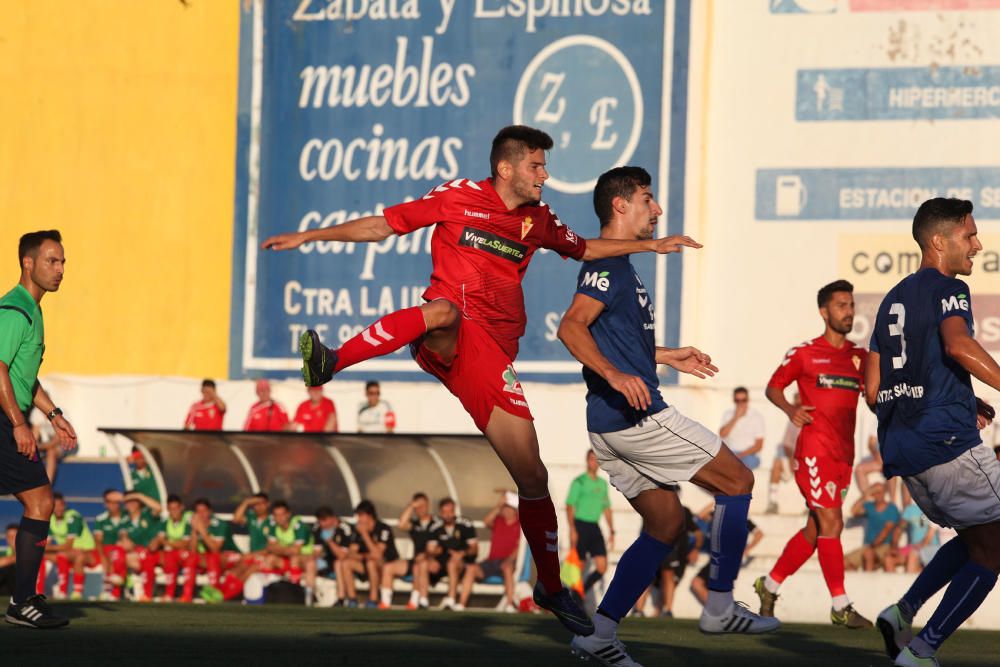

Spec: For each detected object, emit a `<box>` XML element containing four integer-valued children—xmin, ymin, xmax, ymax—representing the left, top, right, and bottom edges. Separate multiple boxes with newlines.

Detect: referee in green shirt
<box><xmin>0</xmin><ymin>230</ymin><xmax>76</xmax><ymax>628</ymax></box>
<box><xmin>566</xmin><ymin>449</ymin><xmax>614</xmax><ymax>594</ymax></box>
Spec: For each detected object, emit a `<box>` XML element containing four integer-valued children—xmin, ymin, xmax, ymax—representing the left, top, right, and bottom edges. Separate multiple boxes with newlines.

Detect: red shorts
<box><xmin>413</xmin><ymin>315</ymin><xmax>533</xmax><ymax>432</ymax></box>
<box><xmin>793</xmin><ymin>455</ymin><xmax>852</xmax><ymax>509</ymax></box>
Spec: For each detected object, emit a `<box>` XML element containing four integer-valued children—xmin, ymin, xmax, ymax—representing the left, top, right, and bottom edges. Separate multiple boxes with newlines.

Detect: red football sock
<box><xmin>56</xmin><ymin>555</ymin><xmax>70</xmax><ymax>594</ymax></box>
<box><xmin>769</xmin><ymin>530</ymin><xmax>816</xmax><ymax>584</ymax></box>
<box><xmin>72</xmin><ymin>571</ymin><xmax>85</xmax><ymax>594</ymax></box>
<box><xmin>817</xmin><ymin>536</ymin><xmax>847</xmax><ymax>598</ymax></box>
<box><xmin>142</xmin><ymin>552</ymin><xmax>158</xmax><ymax>599</ymax></box>
<box><xmin>36</xmin><ymin>560</ymin><xmax>47</xmax><ymax>595</ymax></box>
<box><xmin>518</xmin><ymin>495</ymin><xmax>563</xmax><ymax>595</ymax></box>
<box><xmin>334</xmin><ymin>307</ymin><xmax>427</xmax><ymax>372</ymax></box>
<box><xmin>289</xmin><ymin>567</ymin><xmax>302</xmax><ymax>585</ymax></box>
<box><xmin>206</xmin><ymin>552</ymin><xmax>221</xmax><ymax>586</ymax></box>
<box><xmin>163</xmin><ymin>551</ymin><xmax>179</xmax><ymax>598</ymax></box>
<box><xmin>182</xmin><ymin>552</ymin><xmax>199</xmax><ymax>601</ymax></box>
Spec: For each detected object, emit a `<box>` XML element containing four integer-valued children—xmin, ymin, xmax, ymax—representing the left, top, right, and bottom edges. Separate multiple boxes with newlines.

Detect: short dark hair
<box><xmin>817</xmin><ymin>279</ymin><xmax>854</xmax><ymax>309</ymax></box>
<box><xmin>355</xmin><ymin>499</ymin><xmax>377</xmax><ymax>518</ymax></box>
<box><xmin>489</xmin><ymin>125</ymin><xmax>554</xmax><ymax>179</ymax></box>
<box><xmin>201</xmin><ymin>379</ymin><xmax>216</xmax><ymax>389</ymax></box>
<box><xmin>593</xmin><ymin>167</ymin><xmax>653</xmax><ymax>228</ymax></box>
<box><xmin>103</xmin><ymin>488</ymin><xmax>120</xmax><ymax>499</ymax></box>
<box><xmin>193</xmin><ymin>498</ymin><xmax>212</xmax><ymax>510</ymax></box>
<box><xmin>439</xmin><ymin>497</ymin><xmax>455</xmax><ymax>509</ymax></box>
<box><xmin>53</xmin><ymin>492</ymin><xmax>64</xmax><ymax>501</ymax></box>
<box><xmin>365</xmin><ymin>381</ymin><xmax>380</xmax><ymax>392</ymax></box>
<box><xmin>271</xmin><ymin>500</ymin><xmax>290</xmax><ymax>513</ymax></box>
<box><xmin>166</xmin><ymin>494</ymin><xmax>183</xmax><ymax>505</ymax></box>
<box><xmin>255</xmin><ymin>492</ymin><xmax>269</xmax><ymax>502</ymax></box>
<box><xmin>412</xmin><ymin>492</ymin><xmax>428</xmax><ymax>502</ymax></box>
<box><xmin>912</xmin><ymin>198</ymin><xmax>974</xmax><ymax>251</ymax></box>
<box><xmin>733</xmin><ymin>387</ymin><xmax>748</xmax><ymax>396</ymax></box>
<box><xmin>315</xmin><ymin>506</ymin><xmax>334</xmax><ymax>520</ymax></box>
<box><xmin>18</xmin><ymin>230</ymin><xmax>61</xmax><ymax>268</ymax></box>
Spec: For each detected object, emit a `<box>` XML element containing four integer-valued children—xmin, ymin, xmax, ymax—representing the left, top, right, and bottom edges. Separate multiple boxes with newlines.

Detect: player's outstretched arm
<box><xmin>655</xmin><ymin>346</ymin><xmax>719</xmax><ymax>379</ymax></box>
<box><xmin>558</xmin><ymin>293</ymin><xmax>651</xmax><ymax>410</ymax></box>
<box><xmin>941</xmin><ymin>317</ymin><xmax>1000</xmax><ymax>391</ymax></box>
<box><xmin>261</xmin><ymin>216</ymin><xmax>394</xmax><ymax>251</ymax></box>
<box><xmin>581</xmin><ymin>235</ymin><xmax>702</xmax><ymax>261</ymax></box>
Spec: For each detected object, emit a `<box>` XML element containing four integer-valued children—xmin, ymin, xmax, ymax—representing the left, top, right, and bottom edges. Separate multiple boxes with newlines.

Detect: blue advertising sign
<box><xmin>231</xmin><ymin>0</ymin><xmax>691</xmax><ymax>382</ymax></box>
<box><xmin>756</xmin><ymin>167</ymin><xmax>1000</xmax><ymax>220</ymax></box>
<box><xmin>797</xmin><ymin>66</ymin><xmax>1000</xmax><ymax>121</ymax></box>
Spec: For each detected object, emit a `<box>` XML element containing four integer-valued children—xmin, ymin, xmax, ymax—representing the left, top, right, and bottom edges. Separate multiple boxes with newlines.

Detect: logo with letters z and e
<box><xmin>459</xmin><ymin>227</ymin><xmax>527</xmax><ymax>264</ymax></box>
<box><xmin>816</xmin><ymin>374</ymin><xmax>860</xmax><ymax>391</ymax></box>
<box><xmin>581</xmin><ymin>271</ymin><xmax>611</xmax><ymax>292</ymax></box>
<box><xmin>941</xmin><ymin>293</ymin><xmax>970</xmax><ymax>314</ymax></box>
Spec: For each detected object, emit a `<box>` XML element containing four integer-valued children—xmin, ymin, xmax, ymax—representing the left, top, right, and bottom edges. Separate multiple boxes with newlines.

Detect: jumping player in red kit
<box><xmin>754</xmin><ymin>279</ymin><xmax>873</xmax><ymax>629</ymax></box>
<box><xmin>263</xmin><ymin>125</ymin><xmax>700</xmax><ymax>635</ymax></box>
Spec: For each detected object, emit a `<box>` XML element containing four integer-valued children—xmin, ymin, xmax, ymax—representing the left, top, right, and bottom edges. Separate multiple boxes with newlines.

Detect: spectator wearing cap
<box><xmin>184</xmin><ymin>379</ymin><xmax>227</xmax><ymax>430</ymax></box>
<box><xmin>293</xmin><ymin>386</ymin><xmax>337</xmax><ymax>433</ymax></box>
<box><xmin>244</xmin><ymin>379</ymin><xmax>290</xmax><ymax>432</ymax></box>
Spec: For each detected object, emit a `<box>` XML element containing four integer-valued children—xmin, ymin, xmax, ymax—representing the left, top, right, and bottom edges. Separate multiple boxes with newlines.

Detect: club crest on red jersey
<box><xmin>521</xmin><ymin>216</ymin><xmax>533</xmax><ymax>240</ymax></box>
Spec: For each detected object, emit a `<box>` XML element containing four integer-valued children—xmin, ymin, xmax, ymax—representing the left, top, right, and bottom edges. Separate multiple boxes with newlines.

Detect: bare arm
<box><xmin>766</xmin><ymin>385</ymin><xmax>815</xmax><ymax>427</ymax></box>
<box><xmin>232</xmin><ymin>497</ymin><xmax>255</xmax><ymax>526</ymax></box>
<box><xmin>126</xmin><ymin>492</ymin><xmax>162</xmax><ymax>516</ymax></box>
<box><xmin>864</xmin><ymin>351</ymin><xmax>881</xmax><ymax>410</ymax></box>
<box><xmin>324</xmin><ymin>410</ymin><xmax>337</xmax><ymax>432</ymax></box>
<box><xmin>33</xmin><ymin>381</ymin><xmax>76</xmax><ymax>451</ymax></box>
<box><xmin>851</xmin><ymin>497</ymin><xmax>866</xmax><ymax>518</ymax></box>
<box><xmin>557</xmin><ymin>293</ymin><xmax>651</xmax><ymax>410</ymax></box>
<box><xmin>581</xmin><ymin>235</ymin><xmax>702</xmax><ymax>262</ymax></box>
<box><xmin>397</xmin><ymin>502</ymin><xmax>416</xmax><ymax>532</ymax></box>
<box><xmin>941</xmin><ymin>317</ymin><xmax>1000</xmax><ymax>390</ymax></box>
<box><xmin>261</xmin><ymin>216</ymin><xmax>394</xmax><ymax>250</ymax></box>
<box><xmin>719</xmin><ymin>413</ymin><xmax>739</xmax><ymax>438</ymax></box>
<box><xmin>0</xmin><ymin>362</ymin><xmax>33</xmax><ymax>457</ymax></box>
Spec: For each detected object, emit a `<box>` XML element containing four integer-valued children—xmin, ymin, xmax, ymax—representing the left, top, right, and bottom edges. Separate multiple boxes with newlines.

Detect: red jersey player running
<box><xmin>263</xmin><ymin>125</ymin><xmax>699</xmax><ymax>635</ymax></box>
<box><xmin>754</xmin><ymin>279</ymin><xmax>874</xmax><ymax>629</ymax></box>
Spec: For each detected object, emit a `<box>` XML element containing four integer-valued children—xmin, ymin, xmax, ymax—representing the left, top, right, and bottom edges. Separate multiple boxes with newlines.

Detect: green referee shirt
<box><xmin>566</xmin><ymin>473</ymin><xmax>611</xmax><ymax>524</ymax></box>
<box><xmin>0</xmin><ymin>285</ymin><xmax>44</xmax><ymax>412</ymax></box>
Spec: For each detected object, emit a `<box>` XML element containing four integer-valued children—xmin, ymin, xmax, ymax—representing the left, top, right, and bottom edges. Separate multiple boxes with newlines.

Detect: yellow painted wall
<box><xmin>0</xmin><ymin>0</ymin><xmax>238</xmax><ymax>377</ymax></box>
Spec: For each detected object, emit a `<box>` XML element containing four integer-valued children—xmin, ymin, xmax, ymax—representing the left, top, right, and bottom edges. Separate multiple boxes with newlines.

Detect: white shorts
<box><xmin>588</xmin><ymin>406</ymin><xmax>723</xmax><ymax>499</ymax></box>
<box><xmin>903</xmin><ymin>444</ymin><xmax>1000</xmax><ymax>530</ymax></box>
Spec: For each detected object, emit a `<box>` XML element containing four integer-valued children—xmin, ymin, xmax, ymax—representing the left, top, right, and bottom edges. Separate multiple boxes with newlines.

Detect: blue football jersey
<box><xmin>575</xmin><ymin>256</ymin><xmax>667</xmax><ymax>433</ymax></box>
<box><xmin>870</xmin><ymin>268</ymin><xmax>980</xmax><ymax>476</ymax></box>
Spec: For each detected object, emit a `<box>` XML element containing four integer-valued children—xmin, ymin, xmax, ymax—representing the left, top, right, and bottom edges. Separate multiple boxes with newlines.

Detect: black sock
<box><xmin>14</xmin><ymin>516</ymin><xmax>49</xmax><ymax>604</ymax></box>
<box><xmin>584</xmin><ymin>570</ymin><xmax>604</xmax><ymax>592</ymax></box>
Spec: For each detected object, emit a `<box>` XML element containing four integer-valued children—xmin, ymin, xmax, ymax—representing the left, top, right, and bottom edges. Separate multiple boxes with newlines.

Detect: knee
<box><xmin>514</xmin><ymin>465</ymin><xmax>548</xmax><ymax>497</ymax></box>
<box><xmin>25</xmin><ymin>493</ymin><xmax>54</xmax><ymax>520</ymax></box>
<box><xmin>735</xmin><ymin>464</ymin><xmax>755</xmax><ymax>494</ymax></box>
<box><xmin>645</xmin><ymin>511</ymin><xmax>684</xmax><ymax>545</ymax></box>
<box><xmin>818</xmin><ymin>517</ymin><xmax>844</xmax><ymax>536</ymax></box>
<box><xmin>422</xmin><ymin>300</ymin><xmax>459</xmax><ymax>330</ymax></box>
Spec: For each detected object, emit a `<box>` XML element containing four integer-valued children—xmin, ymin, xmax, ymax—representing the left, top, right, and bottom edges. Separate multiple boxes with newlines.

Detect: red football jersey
<box><xmin>384</xmin><ymin>178</ymin><xmax>586</xmax><ymax>359</ymax></box>
<box><xmin>243</xmin><ymin>400</ymin><xmax>290</xmax><ymax>432</ymax></box>
<box><xmin>767</xmin><ymin>336</ymin><xmax>867</xmax><ymax>465</ymax></box>
<box><xmin>184</xmin><ymin>400</ymin><xmax>224</xmax><ymax>431</ymax></box>
<box><xmin>293</xmin><ymin>397</ymin><xmax>337</xmax><ymax>433</ymax></box>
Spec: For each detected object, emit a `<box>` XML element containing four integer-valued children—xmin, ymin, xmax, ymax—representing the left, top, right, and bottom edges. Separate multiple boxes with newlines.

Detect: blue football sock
<box><xmin>708</xmin><ymin>494</ymin><xmax>751</xmax><ymax>592</ymax></box>
<box><xmin>596</xmin><ymin>531</ymin><xmax>670</xmax><ymax>622</ymax></box>
<box><xmin>901</xmin><ymin>536</ymin><xmax>969</xmax><ymax>617</ymax></box>
<box><xmin>915</xmin><ymin>561</ymin><xmax>996</xmax><ymax>654</ymax></box>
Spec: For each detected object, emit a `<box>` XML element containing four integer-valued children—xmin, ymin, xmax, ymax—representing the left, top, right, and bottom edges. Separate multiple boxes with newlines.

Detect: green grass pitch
<box><xmin>5</xmin><ymin>603</ymin><xmax>1000</xmax><ymax>666</ymax></box>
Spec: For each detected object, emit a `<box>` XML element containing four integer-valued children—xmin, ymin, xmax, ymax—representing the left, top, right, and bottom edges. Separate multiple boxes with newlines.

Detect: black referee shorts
<box><xmin>574</xmin><ymin>519</ymin><xmax>607</xmax><ymax>559</ymax></box>
<box><xmin>0</xmin><ymin>411</ymin><xmax>49</xmax><ymax>496</ymax></box>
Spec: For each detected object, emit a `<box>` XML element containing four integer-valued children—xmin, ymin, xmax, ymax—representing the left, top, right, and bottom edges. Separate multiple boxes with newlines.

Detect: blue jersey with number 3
<box><xmin>870</xmin><ymin>267</ymin><xmax>980</xmax><ymax>476</ymax></box>
<box><xmin>575</xmin><ymin>256</ymin><xmax>667</xmax><ymax>433</ymax></box>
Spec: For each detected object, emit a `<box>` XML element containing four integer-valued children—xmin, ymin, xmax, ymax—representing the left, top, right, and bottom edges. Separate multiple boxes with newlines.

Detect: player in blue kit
<box><xmin>866</xmin><ymin>198</ymin><xmax>1000</xmax><ymax>667</ymax></box>
<box><xmin>557</xmin><ymin>167</ymin><xmax>779</xmax><ymax>666</ymax></box>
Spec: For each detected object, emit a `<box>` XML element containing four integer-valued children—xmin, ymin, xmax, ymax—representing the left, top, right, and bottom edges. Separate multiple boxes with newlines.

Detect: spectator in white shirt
<box><xmin>719</xmin><ymin>387</ymin><xmax>765</xmax><ymax>470</ymax></box>
<box><xmin>358</xmin><ymin>381</ymin><xmax>396</xmax><ymax>434</ymax></box>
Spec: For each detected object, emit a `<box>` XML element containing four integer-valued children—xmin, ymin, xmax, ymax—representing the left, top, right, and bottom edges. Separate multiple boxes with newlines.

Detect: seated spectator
<box><xmin>313</xmin><ymin>506</ymin><xmax>352</xmax><ymax>601</ymax></box>
<box><xmin>719</xmin><ymin>386</ymin><xmax>765</xmax><ymax>469</ymax></box>
<box><xmin>184</xmin><ymin>379</ymin><xmax>227</xmax><ymax>430</ymax></box>
<box><xmin>128</xmin><ymin>447</ymin><xmax>161</xmax><ymax>502</ymax></box>
<box><xmin>358</xmin><ymin>381</ymin><xmax>395</xmax><ymax>433</ymax></box>
<box><xmin>337</xmin><ymin>500</ymin><xmax>398</xmax><ymax>608</ymax></box>
<box><xmin>42</xmin><ymin>492</ymin><xmax>98</xmax><ymax>600</ymax></box>
<box><xmin>244</xmin><ymin>379</ymin><xmax>290</xmax><ymax>432</ymax></box>
<box><xmin>895</xmin><ymin>495</ymin><xmax>939</xmax><ymax>574</ymax></box>
<box><xmin>0</xmin><ymin>524</ymin><xmax>16</xmax><ymax>597</ymax></box>
<box><xmin>91</xmin><ymin>489</ymin><xmax>129</xmax><ymax>600</ymax></box>
<box><xmin>118</xmin><ymin>490</ymin><xmax>163</xmax><ymax>601</ymax></box>
<box><xmin>151</xmin><ymin>494</ymin><xmax>197</xmax><ymax>603</ymax></box>
<box><xmin>293</xmin><ymin>386</ymin><xmax>337</xmax><ymax>433</ymax></box>
<box><xmin>845</xmin><ymin>481</ymin><xmax>900</xmax><ymax>572</ymax></box>
<box><xmin>380</xmin><ymin>492</ymin><xmax>438</xmax><ymax>610</ymax></box>
<box><xmin>232</xmin><ymin>492</ymin><xmax>274</xmax><ymax>577</ymax></box>
<box><xmin>691</xmin><ymin>505</ymin><xmax>762</xmax><ymax>607</ymax></box>
<box><xmin>265</xmin><ymin>500</ymin><xmax>315</xmax><ymax>593</ymax></box>
<box><xmin>766</xmin><ymin>392</ymin><xmax>800</xmax><ymax>514</ymax></box>
<box><xmin>458</xmin><ymin>492</ymin><xmax>521</xmax><ymax>612</ymax></box>
<box><xmin>191</xmin><ymin>498</ymin><xmax>242</xmax><ymax>597</ymax></box>
<box><xmin>427</xmin><ymin>497</ymin><xmax>477</xmax><ymax>611</ymax></box>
